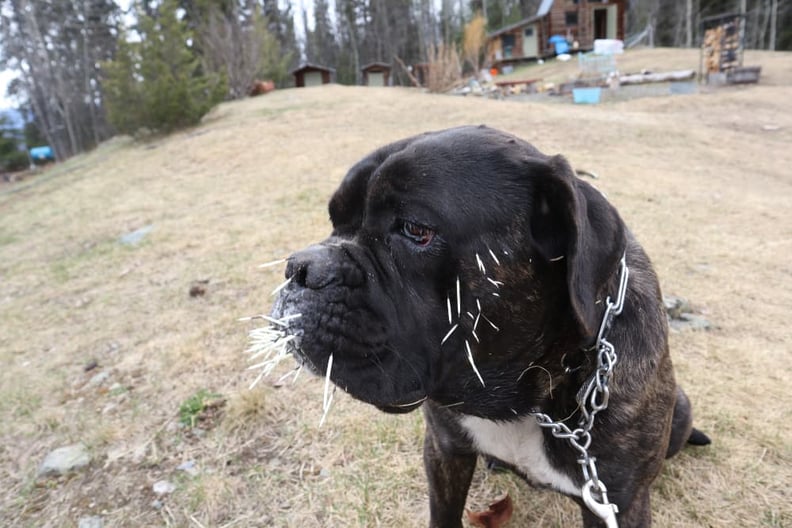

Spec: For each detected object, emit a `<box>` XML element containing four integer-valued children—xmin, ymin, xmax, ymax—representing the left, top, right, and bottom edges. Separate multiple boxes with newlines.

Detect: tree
<box><xmin>0</xmin><ymin>115</ymin><xmax>27</xmax><ymax>173</ymax></box>
<box><xmin>624</xmin><ymin>0</ymin><xmax>792</xmax><ymax>50</ymax></box>
<box><xmin>335</xmin><ymin>0</ymin><xmax>363</xmax><ymax>84</ymax></box>
<box><xmin>260</xmin><ymin>0</ymin><xmax>300</xmax><ymax>69</ymax></box>
<box><xmin>305</xmin><ymin>0</ymin><xmax>338</xmax><ymax>68</ymax></box>
<box><xmin>102</xmin><ymin>0</ymin><xmax>226</xmax><ymax>135</ymax></box>
<box><xmin>23</xmin><ymin>115</ymin><xmax>48</xmax><ymax>149</ymax></box>
<box><xmin>178</xmin><ymin>0</ymin><xmax>297</xmax><ymax>90</ymax></box>
<box><xmin>197</xmin><ymin>3</ymin><xmax>292</xmax><ymax>98</ymax></box>
<box><xmin>0</xmin><ymin>0</ymin><xmax>120</xmax><ymax>160</ymax></box>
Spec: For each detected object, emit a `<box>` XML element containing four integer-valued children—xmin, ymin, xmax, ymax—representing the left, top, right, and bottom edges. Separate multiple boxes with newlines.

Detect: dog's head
<box><xmin>271</xmin><ymin>126</ymin><xmax>625</xmax><ymax>417</ymax></box>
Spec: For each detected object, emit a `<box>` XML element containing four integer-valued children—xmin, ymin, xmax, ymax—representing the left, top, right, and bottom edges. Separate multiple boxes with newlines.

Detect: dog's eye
<box><xmin>401</xmin><ymin>221</ymin><xmax>435</xmax><ymax>246</ymax></box>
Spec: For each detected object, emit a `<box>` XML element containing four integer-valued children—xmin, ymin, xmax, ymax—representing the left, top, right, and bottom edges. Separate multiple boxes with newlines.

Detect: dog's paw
<box><xmin>688</xmin><ymin>427</ymin><xmax>712</xmax><ymax>446</ymax></box>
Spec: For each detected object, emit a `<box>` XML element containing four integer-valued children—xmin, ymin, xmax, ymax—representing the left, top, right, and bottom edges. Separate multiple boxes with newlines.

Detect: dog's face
<box><xmin>272</xmin><ymin>126</ymin><xmax>624</xmax><ymax>417</ymax></box>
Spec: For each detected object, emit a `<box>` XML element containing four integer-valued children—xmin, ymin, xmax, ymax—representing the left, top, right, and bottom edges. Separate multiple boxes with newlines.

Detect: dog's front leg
<box><xmin>419</xmin><ymin>403</ymin><xmax>480</xmax><ymax>528</ymax></box>
<box><xmin>423</xmin><ymin>422</ymin><xmax>477</xmax><ymax>528</ymax></box>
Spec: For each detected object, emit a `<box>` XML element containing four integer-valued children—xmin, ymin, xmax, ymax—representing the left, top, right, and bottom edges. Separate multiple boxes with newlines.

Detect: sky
<box><xmin>0</xmin><ymin>70</ymin><xmax>18</xmax><ymax>110</ymax></box>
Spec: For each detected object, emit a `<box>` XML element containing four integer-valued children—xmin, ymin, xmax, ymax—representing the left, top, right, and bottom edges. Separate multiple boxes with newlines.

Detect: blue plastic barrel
<box><xmin>30</xmin><ymin>145</ymin><xmax>54</xmax><ymax>162</ymax></box>
<box><xmin>548</xmin><ymin>35</ymin><xmax>570</xmax><ymax>55</ymax></box>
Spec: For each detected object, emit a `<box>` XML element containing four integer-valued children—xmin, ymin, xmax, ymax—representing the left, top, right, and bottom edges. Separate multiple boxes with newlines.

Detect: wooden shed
<box><xmin>291</xmin><ymin>63</ymin><xmax>335</xmax><ymax>88</ymax></box>
<box><xmin>487</xmin><ymin>0</ymin><xmax>626</xmax><ymax>67</ymax></box>
<box><xmin>361</xmin><ymin>62</ymin><xmax>392</xmax><ymax>86</ymax></box>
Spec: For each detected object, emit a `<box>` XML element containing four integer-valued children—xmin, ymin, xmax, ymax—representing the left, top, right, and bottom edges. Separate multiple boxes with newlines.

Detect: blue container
<box><xmin>573</xmin><ymin>87</ymin><xmax>601</xmax><ymax>104</ymax></box>
<box><xmin>30</xmin><ymin>145</ymin><xmax>55</xmax><ymax>161</ymax></box>
<box><xmin>548</xmin><ymin>35</ymin><xmax>570</xmax><ymax>55</ymax></box>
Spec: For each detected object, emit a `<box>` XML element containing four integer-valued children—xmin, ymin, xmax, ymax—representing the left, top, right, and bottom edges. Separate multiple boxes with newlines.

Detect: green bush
<box><xmin>1</xmin><ymin>150</ymin><xmax>29</xmax><ymax>172</ymax></box>
<box><xmin>0</xmin><ymin>118</ymin><xmax>28</xmax><ymax>173</ymax></box>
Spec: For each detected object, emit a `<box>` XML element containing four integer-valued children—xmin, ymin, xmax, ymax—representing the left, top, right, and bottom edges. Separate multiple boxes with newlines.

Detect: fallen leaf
<box><xmin>466</xmin><ymin>493</ymin><xmax>513</xmax><ymax>528</ymax></box>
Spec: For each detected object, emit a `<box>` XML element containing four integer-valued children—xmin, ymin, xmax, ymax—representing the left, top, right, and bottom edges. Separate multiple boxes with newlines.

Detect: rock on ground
<box><xmin>78</xmin><ymin>516</ymin><xmax>104</xmax><ymax>528</ymax></box>
<box><xmin>37</xmin><ymin>443</ymin><xmax>92</xmax><ymax>478</ymax></box>
<box><xmin>152</xmin><ymin>480</ymin><xmax>176</xmax><ymax>496</ymax></box>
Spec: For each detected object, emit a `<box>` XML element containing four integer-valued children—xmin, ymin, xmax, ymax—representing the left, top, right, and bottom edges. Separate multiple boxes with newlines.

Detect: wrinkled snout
<box><xmin>285</xmin><ymin>243</ymin><xmax>365</xmax><ymax>290</ymax></box>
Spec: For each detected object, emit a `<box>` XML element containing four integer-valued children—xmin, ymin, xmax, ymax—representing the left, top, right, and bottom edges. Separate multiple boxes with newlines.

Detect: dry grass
<box><xmin>1</xmin><ymin>47</ymin><xmax>791</xmax><ymax>527</ymax></box>
<box><xmin>427</xmin><ymin>43</ymin><xmax>463</xmax><ymax>93</ymax></box>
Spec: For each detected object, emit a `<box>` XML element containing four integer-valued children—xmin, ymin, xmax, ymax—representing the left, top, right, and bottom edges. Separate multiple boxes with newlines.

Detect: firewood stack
<box><xmin>703</xmin><ymin>26</ymin><xmax>723</xmax><ymax>73</ymax></box>
<box><xmin>702</xmin><ymin>18</ymin><xmax>741</xmax><ymax>74</ymax></box>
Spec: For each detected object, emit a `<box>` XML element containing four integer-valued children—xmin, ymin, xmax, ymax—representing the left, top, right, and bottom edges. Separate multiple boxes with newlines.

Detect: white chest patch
<box><xmin>459</xmin><ymin>415</ymin><xmax>580</xmax><ymax>497</ymax></box>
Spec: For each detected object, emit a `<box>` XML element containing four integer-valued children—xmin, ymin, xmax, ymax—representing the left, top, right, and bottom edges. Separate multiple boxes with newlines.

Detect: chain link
<box><xmin>531</xmin><ymin>254</ymin><xmax>629</xmax><ymax>528</ymax></box>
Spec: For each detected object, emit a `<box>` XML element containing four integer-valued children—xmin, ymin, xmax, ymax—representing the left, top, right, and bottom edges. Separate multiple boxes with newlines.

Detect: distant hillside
<box><xmin>0</xmin><ymin>108</ymin><xmax>25</xmax><ymax>130</ymax></box>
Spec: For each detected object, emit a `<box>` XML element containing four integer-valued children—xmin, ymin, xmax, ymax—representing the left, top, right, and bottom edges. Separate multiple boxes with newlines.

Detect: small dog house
<box><xmin>291</xmin><ymin>64</ymin><xmax>335</xmax><ymax>88</ymax></box>
<box><xmin>361</xmin><ymin>62</ymin><xmax>391</xmax><ymax>87</ymax></box>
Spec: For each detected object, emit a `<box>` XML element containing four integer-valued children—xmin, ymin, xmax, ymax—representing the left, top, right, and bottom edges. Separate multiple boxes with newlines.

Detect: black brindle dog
<box><xmin>271</xmin><ymin>126</ymin><xmax>710</xmax><ymax>527</ymax></box>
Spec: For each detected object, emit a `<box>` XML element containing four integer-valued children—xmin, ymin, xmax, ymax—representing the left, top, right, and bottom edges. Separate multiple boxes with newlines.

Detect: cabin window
<box><xmin>565</xmin><ymin>11</ymin><xmax>578</xmax><ymax>26</ymax></box>
<box><xmin>501</xmin><ymin>34</ymin><xmax>515</xmax><ymax>58</ymax></box>
<box><xmin>524</xmin><ymin>27</ymin><xmax>534</xmax><ymax>37</ymax></box>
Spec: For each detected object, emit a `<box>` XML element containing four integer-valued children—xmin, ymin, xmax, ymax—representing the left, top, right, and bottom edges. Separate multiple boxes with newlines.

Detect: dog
<box><xmin>270</xmin><ymin>126</ymin><xmax>709</xmax><ymax>527</ymax></box>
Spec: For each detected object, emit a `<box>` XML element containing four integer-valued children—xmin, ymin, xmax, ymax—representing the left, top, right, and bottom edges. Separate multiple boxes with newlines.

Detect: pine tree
<box><xmin>0</xmin><ymin>115</ymin><xmax>27</xmax><ymax>173</ymax></box>
<box><xmin>102</xmin><ymin>0</ymin><xmax>226</xmax><ymax>135</ymax></box>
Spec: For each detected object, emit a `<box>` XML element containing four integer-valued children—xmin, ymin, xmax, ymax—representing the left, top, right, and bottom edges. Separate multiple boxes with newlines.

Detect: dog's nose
<box><xmin>286</xmin><ymin>245</ymin><xmax>335</xmax><ymax>289</ymax></box>
<box><xmin>286</xmin><ymin>244</ymin><xmax>362</xmax><ymax>290</ymax></box>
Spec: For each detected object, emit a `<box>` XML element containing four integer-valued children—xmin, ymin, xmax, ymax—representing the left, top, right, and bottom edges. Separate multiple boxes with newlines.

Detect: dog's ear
<box><xmin>329</xmin><ymin>135</ymin><xmax>421</xmax><ymax>235</ymax></box>
<box><xmin>528</xmin><ymin>155</ymin><xmax>625</xmax><ymax>340</ymax></box>
<box><xmin>329</xmin><ymin>156</ymin><xmax>379</xmax><ymax>236</ymax></box>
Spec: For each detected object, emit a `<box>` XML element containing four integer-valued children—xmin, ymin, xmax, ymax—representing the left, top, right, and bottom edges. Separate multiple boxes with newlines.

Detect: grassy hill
<box><xmin>1</xmin><ymin>47</ymin><xmax>791</xmax><ymax>527</ymax></box>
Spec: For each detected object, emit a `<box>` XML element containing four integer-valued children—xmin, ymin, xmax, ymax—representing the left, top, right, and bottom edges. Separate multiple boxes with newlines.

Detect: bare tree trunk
<box><xmin>200</xmin><ymin>4</ymin><xmax>270</xmax><ymax>99</ymax></box>
<box><xmin>59</xmin><ymin>94</ymin><xmax>80</xmax><ymax>156</ymax></box>
<box><xmin>302</xmin><ymin>6</ymin><xmax>312</xmax><ymax>61</ymax></box>
<box><xmin>394</xmin><ymin>55</ymin><xmax>421</xmax><ymax>86</ymax></box>
<box><xmin>674</xmin><ymin>1</ymin><xmax>686</xmax><ymax>47</ymax></box>
<box><xmin>23</xmin><ymin>0</ymin><xmax>76</xmax><ymax>158</ymax></box>
<box><xmin>81</xmin><ymin>0</ymin><xmax>100</xmax><ymax>146</ymax></box>
<box><xmin>758</xmin><ymin>0</ymin><xmax>771</xmax><ymax>49</ymax></box>
<box><xmin>648</xmin><ymin>14</ymin><xmax>655</xmax><ymax>47</ymax></box>
<box><xmin>769</xmin><ymin>0</ymin><xmax>777</xmax><ymax>50</ymax></box>
<box><xmin>23</xmin><ymin>74</ymin><xmax>59</xmax><ymax>155</ymax></box>
<box><xmin>441</xmin><ymin>0</ymin><xmax>454</xmax><ymax>42</ymax></box>
<box><xmin>685</xmin><ymin>0</ymin><xmax>693</xmax><ymax>47</ymax></box>
<box><xmin>344</xmin><ymin>8</ymin><xmax>361</xmax><ymax>84</ymax></box>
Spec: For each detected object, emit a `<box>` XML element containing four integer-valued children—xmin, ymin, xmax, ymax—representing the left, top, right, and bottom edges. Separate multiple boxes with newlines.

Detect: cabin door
<box><xmin>593</xmin><ymin>5</ymin><xmax>618</xmax><ymax>39</ymax></box>
<box><xmin>368</xmin><ymin>72</ymin><xmax>385</xmax><ymax>86</ymax></box>
<box><xmin>522</xmin><ymin>25</ymin><xmax>539</xmax><ymax>58</ymax></box>
<box><xmin>304</xmin><ymin>71</ymin><xmax>323</xmax><ymax>87</ymax></box>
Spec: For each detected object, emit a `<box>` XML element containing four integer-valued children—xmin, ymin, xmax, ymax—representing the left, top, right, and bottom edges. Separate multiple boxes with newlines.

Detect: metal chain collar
<box><xmin>531</xmin><ymin>254</ymin><xmax>629</xmax><ymax>528</ymax></box>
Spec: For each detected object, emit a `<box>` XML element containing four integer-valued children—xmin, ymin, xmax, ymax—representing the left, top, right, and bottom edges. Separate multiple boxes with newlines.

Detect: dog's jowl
<box><xmin>270</xmin><ymin>126</ymin><xmax>710</xmax><ymax>527</ymax></box>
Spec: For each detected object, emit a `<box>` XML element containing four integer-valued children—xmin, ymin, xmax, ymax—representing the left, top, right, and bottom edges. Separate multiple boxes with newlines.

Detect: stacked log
<box><xmin>703</xmin><ymin>26</ymin><xmax>723</xmax><ymax>73</ymax></box>
<box><xmin>702</xmin><ymin>18</ymin><xmax>741</xmax><ymax>74</ymax></box>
